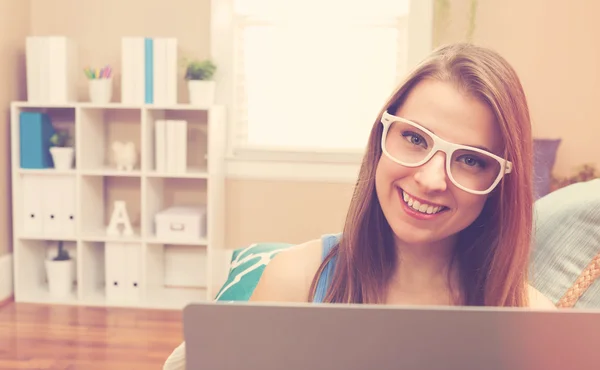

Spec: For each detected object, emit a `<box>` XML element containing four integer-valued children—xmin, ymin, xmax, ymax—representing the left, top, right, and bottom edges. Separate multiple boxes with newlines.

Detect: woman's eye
<box><xmin>402</xmin><ymin>132</ymin><xmax>426</xmax><ymax>147</ymax></box>
<box><xmin>462</xmin><ymin>156</ymin><xmax>484</xmax><ymax>167</ymax></box>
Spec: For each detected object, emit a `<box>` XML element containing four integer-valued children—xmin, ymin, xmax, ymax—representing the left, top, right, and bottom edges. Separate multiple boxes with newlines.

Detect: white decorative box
<box><xmin>155</xmin><ymin>206</ymin><xmax>207</xmax><ymax>240</ymax></box>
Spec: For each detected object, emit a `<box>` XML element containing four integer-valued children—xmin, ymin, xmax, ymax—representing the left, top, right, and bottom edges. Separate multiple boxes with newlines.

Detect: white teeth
<box><xmin>401</xmin><ymin>190</ymin><xmax>445</xmax><ymax>215</ymax></box>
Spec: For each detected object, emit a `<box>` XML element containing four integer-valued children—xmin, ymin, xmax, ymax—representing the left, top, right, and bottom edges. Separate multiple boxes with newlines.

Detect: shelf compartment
<box><xmin>17</xmin><ymin>173</ymin><xmax>77</xmax><ymax>240</ymax></box>
<box><xmin>144</xmin><ymin>177</ymin><xmax>208</xmax><ymax>241</ymax></box>
<box><xmin>79</xmin><ymin>241</ymin><xmax>106</xmax><ymax>305</ymax></box>
<box><xmin>14</xmin><ymin>239</ymin><xmax>78</xmax><ymax>304</ymax></box>
<box><xmin>145</xmin><ymin>243</ymin><xmax>208</xmax><ymax>309</ymax></box>
<box><xmin>80</xmin><ymin>176</ymin><xmax>141</xmax><ymax>241</ymax></box>
<box><xmin>80</xmin><ymin>241</ymin><xmax>143</xmax><ymax>307</ymax></box>
<box><xmin>78</xmin><ymin>107</ymin><xmax>141</xmax><ymax>173</ymax></box>
<box><xmin>15</xmin><ymin>106</ymin><xmax>77</xmax><ymax>170</ymax></box>
<box><xmin>144</xmin><ymin>109</ymin><xmax>208</xmax><ymax>175</ymax></box>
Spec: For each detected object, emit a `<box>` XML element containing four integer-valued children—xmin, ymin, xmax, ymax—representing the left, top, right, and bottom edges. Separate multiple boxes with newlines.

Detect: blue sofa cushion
<box><xmin>214</xmin><ymin>242</ymin><xmax>293</xmax><ymax>301</ymax></box>
<box><xmin>530</xmin><ymin>179</ymin><xmax>600</xmax><ymax>308</ymax></box>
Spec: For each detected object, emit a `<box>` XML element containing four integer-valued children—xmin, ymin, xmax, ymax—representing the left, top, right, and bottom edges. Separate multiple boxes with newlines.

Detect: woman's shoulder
<box><xmin>249</xmin><ymin>238</ymin><xmax>325</xmax><ymax>303</ymax></box>
<box><xmin>527</xmin><ymin>285</ymin><xmax>557</xmax><ymax>309</ymax></box>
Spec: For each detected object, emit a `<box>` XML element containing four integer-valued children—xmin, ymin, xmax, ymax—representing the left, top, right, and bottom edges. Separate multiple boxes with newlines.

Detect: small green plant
<box><xmin>53</xmin><ymin>241</ymin><xmax>70</xmax><ymax>261</ymax></box>
<box><xmin>184</xmin><ymin>59</ymin><xmax>217</xmax><ymax>81</ymax></box>
<box><xmin>49</xmin><ymin>130</ymin><xmax>71</xmax><ymax>147</ymax></box>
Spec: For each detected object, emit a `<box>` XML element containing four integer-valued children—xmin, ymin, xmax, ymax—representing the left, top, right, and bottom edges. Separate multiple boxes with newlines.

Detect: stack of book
<box><xmin>25</xmin><ymin>36</ymin><xmax>78</xmax><ymax>103</ymax></box>
<box><xmin>154</xmin><ymin>119</ymin><xmax>187</xmax><ymax>173</ymax></box>
<box><xmin>121</xmin><ymin>37</ymin><xmax>178</xmax><ymax>105</ymax></box>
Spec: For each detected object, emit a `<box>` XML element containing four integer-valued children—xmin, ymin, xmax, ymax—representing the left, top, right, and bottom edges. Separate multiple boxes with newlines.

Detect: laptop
<box><xmin>183</xmin><ymin>301</ymin><xmax>600</xmax><ymax>370</ymax></box>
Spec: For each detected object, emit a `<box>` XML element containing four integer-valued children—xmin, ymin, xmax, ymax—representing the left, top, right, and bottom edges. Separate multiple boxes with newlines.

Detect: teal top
<box><xmin>313</xmin><ymin>233</ymin><xmax>342</xmax><ymax>303</ymax></box>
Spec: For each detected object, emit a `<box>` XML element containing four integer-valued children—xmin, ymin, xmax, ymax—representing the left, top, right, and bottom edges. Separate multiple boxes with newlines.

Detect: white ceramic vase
<box><xmin>89</xmin><ymin>78</ymin><xmax>113</xmax><ymax>104</ymax></box>
<box><xmin>45</xmin><ymin>259</ymin><xmax>75</xmax><ymax>299</ymax></box>
<box><xmin>188</xmin><ymin>80</ymin><xmax>216</xmax><ymax>106</ymax></box>
<box><xmin>50</xmin><ymin>147</ymin><xmax>74</xmax><ymax>170</ymax></box>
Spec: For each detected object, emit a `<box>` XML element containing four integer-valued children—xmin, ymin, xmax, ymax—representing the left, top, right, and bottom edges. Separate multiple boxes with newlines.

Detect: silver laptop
<box><xmin>183</xmin><ymin>301</ymin><xmax>600</xmax><ymax>370</ymax></box>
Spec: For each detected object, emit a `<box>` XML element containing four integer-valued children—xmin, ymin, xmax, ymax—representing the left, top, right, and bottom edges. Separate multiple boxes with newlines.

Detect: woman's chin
<box><xmin>390</xmin><ymin>221</ymin><xmax>457</xmax><ymax>250</ymax></box>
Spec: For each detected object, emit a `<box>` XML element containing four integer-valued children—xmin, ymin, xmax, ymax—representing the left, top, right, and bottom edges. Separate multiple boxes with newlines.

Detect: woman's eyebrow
<box><xmin>409</xmin><ymin>118</ymin><xmax>494</xmax><ymax>153</ymax></box>
<box><xmin>467</xmin><ymin>144</ymin><xmax>494</xmax><ymax>153</ymax></box>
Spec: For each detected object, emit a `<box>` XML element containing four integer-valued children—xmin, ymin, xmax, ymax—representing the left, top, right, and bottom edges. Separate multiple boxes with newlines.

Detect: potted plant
<box><xmin>49</xmin><ymin>130</ymin><xmax>74</xmax><ymax>170</ymax></box>
<box><xmin>184</xmin><ymin>59</ymin><xmax>217</xmax><ymax>106</ymax></box>
<box><xmin>45</xmin><ymin>240</ymin><xmax>75</xmax><ymax>299</ymax></box>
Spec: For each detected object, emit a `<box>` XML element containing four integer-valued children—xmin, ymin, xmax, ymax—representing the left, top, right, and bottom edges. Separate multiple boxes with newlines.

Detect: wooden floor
<box><xmin>0</xmin><ymin>301</ymin><xmax>183</xmax><ymax>369</ymax></box>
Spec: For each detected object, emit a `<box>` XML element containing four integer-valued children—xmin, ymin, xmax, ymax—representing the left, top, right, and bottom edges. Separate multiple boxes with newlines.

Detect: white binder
<box><xmin>21</xmin><ymin>175</ymin><xmax>43</xmax><ymax>235</ymax></box>
<box><xmin>105</xmin><ymin>242</ymin><xmax>126</xmax><ymax>303</ymax></box>
<box><xmin>105</xmin><ymin>243</ymin><xmax>142</xmax><ymax>304</ymax></box>
<box><xmin>124</xmin><ymin>243</ymin><xmax>142</xmax><ymax>303</ymax></box>
<box><xmin>60</xmin><ymin>176</ymin><xmax>76</xmax><ymax>236</ymax></box>
<box><xmin>41</xmin><ymin>176</ymin><xmax>63</xmax><ymax>235</ymax></box>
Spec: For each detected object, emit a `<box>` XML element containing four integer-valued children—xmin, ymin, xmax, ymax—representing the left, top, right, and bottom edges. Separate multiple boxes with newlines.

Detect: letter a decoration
<box><xmin>106</xmin><ymin>200</ymin><xmax>134</xmax><ymax>236</ymax></box>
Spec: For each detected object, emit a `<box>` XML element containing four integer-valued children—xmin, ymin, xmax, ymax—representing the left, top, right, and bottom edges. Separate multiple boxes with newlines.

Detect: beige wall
<box><xmin>30</xmin><ymin>0</ymin><xmax>211</xmax><ymax>103</ymax></box>
<box><xmin>226</xmin><ymin>180</ymin><xmax>353</xmax><ymax>249</ymax></box>
<box><xmin>20</xmin><ymin>0</ymin><xmax>600</xmax><ymax>253</ymax></box>
<box><xmin>434</xmin><ymin>0</ymin><xmax>600</xmax><ymax>176</ymax></box>
<box><xmin>0</xmin><ymin>0</ymin><xmax>30</xmax><ymax>255</ymax></box>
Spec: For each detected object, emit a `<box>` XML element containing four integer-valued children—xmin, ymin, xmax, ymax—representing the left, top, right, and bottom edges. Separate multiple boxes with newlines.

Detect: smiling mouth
<box><xmin>399</xmin><ymin>188</ymin><xmax>449</xmax><ymax>215</ymax></box>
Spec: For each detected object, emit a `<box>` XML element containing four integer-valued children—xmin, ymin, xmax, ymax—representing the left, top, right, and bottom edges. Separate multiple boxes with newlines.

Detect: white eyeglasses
<box><xmin>380</xmin><ymin>111</ymin><xmax>513</xmax><ymax>195</ymax></box>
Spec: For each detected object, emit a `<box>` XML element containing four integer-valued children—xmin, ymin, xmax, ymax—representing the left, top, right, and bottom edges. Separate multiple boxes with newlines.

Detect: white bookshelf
<box><xmin>10</xmin><ymin>101</ymin><xmax>232</xmax><ymax>309</ymax></box>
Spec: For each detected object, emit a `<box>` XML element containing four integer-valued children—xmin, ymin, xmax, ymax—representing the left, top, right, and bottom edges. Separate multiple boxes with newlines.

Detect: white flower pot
<box><xmin>89</xmin><ymin>78</ymin><xmax>113</xmax><ymax>104</ymax></box>
<box><xmin>45</xmin><ymin>259</ymin><xmax>75</xmax><ymax>299</ymax></box>
<box><xmin>188</xmin><ymin>80</ymin><xmax>216</xmax><ymax>106</ymax></box>
<box><xmin>50</xmin><ymin>147</ymin><xmax>74</xmax><ymax>170</ymax></box>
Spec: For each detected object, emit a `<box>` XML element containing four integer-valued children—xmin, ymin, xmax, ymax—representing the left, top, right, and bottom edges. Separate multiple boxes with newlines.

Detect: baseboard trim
<box><xmin>0</xmin><ymin>253</ymin><xmax>13</xmax><ymax>303</ymax></box>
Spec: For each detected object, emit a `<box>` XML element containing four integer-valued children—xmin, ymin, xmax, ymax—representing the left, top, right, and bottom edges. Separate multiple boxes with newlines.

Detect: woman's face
<box><xmin>375</xmin><ymin>78</ymin><xmax>503</xmax><ymax>248</ymax></box>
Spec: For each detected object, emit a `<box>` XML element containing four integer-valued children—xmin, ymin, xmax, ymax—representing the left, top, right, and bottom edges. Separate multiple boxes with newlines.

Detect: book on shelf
<box><xmin>155</xmin><ymin>119</ymin><xmax>187</xmax><ymax>173</ymax></box>
<box><xmin>19</xmin><ymin>112</ymin><xmax>55</xmax><ymax>169</ymax></box>
<box><xmin>121</xmin><ymin>37</ymin><xmax>178</xmax><ymax>105</ymax></box>
<box><xmin>26</xmin><ymin>36</ymin><xmax>78</xmax><ymax>103</ymax></box>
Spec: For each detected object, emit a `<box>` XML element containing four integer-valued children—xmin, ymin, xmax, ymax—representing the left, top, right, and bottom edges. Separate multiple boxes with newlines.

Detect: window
<box><xmin>230</xmin><ymin>0</ymin><xmax>413</xmax><ymax>155</ymax></box>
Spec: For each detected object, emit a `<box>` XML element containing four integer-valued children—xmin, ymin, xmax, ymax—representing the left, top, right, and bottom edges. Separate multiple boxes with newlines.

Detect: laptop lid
<box><xmin>183</xmin><ymin>301</ymin><xmax>600</xmax><ymax>370</ymax></box>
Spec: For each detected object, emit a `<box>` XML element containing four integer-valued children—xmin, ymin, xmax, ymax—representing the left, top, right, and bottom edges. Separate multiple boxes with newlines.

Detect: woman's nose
<box><xmin>413</xmin><ymin>152</ymin><xmax>448</xmax><ymax>193</ymax></box>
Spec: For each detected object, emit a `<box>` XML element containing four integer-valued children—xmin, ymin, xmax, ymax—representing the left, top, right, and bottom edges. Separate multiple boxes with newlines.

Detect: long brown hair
<box><xmin>308</xmin><ymin>43</ymin><xmax>533</xmax><ymax>307</ymax></box>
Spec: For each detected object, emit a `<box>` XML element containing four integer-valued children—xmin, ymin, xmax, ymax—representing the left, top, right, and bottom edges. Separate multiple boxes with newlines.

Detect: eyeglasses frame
<box><xmin>379</xmin><ymin>110</ymin><xmax>513</xmax><ymax>195</ymax></box>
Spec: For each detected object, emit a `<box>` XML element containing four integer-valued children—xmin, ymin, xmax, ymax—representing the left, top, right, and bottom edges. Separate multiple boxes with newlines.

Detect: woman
<box><xmin>250</xmin><ymin>42</ymin><xmax>555</xmax><ymax>308</ymax></box>
<box><xmin>163</xmin><ymin>42</ymin><xmax>554</xmax><ymax>370</ymax></box>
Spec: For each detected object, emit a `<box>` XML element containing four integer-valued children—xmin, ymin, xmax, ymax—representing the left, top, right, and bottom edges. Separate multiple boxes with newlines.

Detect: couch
<box><xmin>215</xmin><ymin>178</ymin><xmax>600</xmax><ymax>308</ymax></box>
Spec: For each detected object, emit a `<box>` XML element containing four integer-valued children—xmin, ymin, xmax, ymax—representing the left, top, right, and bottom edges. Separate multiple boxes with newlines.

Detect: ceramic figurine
<box><xmin>112</xmin><ymin>141</ymin><xmax>137</xmax><ymax>171</ymax></box>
